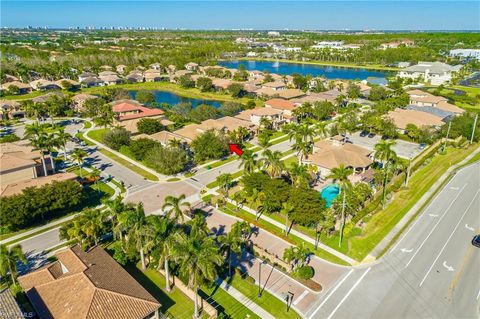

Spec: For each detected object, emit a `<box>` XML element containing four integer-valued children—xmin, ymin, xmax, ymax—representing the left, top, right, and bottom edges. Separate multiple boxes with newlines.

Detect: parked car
<box><xmin>381</xmin><ymin>135</ymin><xmax>389</xmax><ymax>140</ymax></box>
<box><xmin>368</xmin><ymin>132</ymin><xmax>376</xmax><ymax>138</ymax></box>
<box><xmin>472</xmin><ymin>235</ymin><xmax>480</xmax><ymax>248</ymax></box>
<box><xmin>360</xmin><ymin>130</ymin><xmax>369</xmax><ymax>137</ymax></box>
<box><xmin>419</xmin><ymin>143</ymin><xmax>427</xmax><ymax>150</ymax></box>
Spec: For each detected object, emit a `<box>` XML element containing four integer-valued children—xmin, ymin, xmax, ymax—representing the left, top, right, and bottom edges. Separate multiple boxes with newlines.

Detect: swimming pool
<box><xmin>320</xmin><ymin>184</ymin><xmax>340</xmax><ymax>208</ymax></box>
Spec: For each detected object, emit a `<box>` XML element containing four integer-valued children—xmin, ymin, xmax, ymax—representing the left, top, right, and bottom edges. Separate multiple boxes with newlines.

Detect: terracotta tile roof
<box><xmin>112</xmin><ymin>101</ymin><xmax>164</xmax><ymax>121</ymax></box>
<box><xmin>309</xmin><ymin>139</ymin><xmax>372</xmax><ymax>169</ymax></box>
<box><xmin>149</xmin><ymin>130</ymin><xmax>190</xmax><ymax>144</ymax></box>
<box><xmin>18</xmin><ymin>245</ymin><xmax>160</xmax><ymax>319</ymax></box>
<box><xmin>235</xmin><ymin>107</ymin><xmax>283</xmax><ymax>121</ymax></box>
<box><xmin>0</xmin><ymin>172</ymin><xmax>78</xmax><ymax>197</ymax></box>
<box><xmin>387</xmin><ymin>108</ymin><xmax>445</xmax><ymax>129</ymax></box>
<box><xmin>253</xmin><ymin>87</ymin><xmax>278</xmax><ymax>97</ymax></box>
<box><xmin>262</xmin><ymin>81</ymin><xmax>286</xmax><ymax>89</ymax></box>
<box><xmin>0</xmin><ymin>288</ymin><xmax>23</xmax><ymax>319</ymax></box>
<box><xmin>265</xmin><ymin>98</ymin><xmax>296</xmax><ymax>111</ymax></box>
<box><xmin>1</xmin><ymin>140</ymin><xmax>41</xmax><ymax>162</ymax></box>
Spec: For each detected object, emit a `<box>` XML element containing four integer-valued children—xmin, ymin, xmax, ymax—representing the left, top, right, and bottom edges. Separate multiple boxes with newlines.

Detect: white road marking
<box><xmin>405</xmin><ymin>184</ymin><xmax>467</xmax><ymax>268</ymax></box>
<box><xmin>450</xmin><ymin>187</ymin><xmax>460</xmax><ymax>190</ymax></box>
<box><xmin>476</xmin><ymin>289</ymin><xmax>480</xmax><ymax>300</ymax></box>
<box><xmin>442</xmin><ymin>261</ymin><xmax>454</xmax><ymax>272</ymax></box>
<box><xmin>465</xmin><ymin>224</ymin><xmax>475</xmax><ymax>231</ymax></box>
<box><xmin>293</xmin><ymin>290</ymin><xmax>309</xmax><ymax>306</ymax></box>
<box><xmin>428</xmin><ymin>213</ymin><xmax>439</xmax><ymax>218</ymax></box>
<box><xmin>419</xmin><ymin>190</ymin><xmax>479</xmax><ymax>287</ymax></box>
<box><xmin>390</xmin><ymin>175</ymin><xmax>459</xmax><ymax>252</ymax></box>
<box><xmin>400</xmin><ymin>248</ymin><xmax>414</xmax><ymax>253</ymax></box>
<box><xmin>307</xmin><ymin>269</ymin><xmax>354</xmax><ymax>319</ymax></box>
<box><xmin>326</xmin><ymin>267</ymin><xmax>371</xmax><ymax>319</ymax></box>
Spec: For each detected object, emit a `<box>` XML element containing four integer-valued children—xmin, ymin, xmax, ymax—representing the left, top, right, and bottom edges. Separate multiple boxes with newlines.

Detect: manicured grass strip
<box><xmin>125</xmin><ymin>264</ymin><xmax>198</xmax><ymax>319</ymax></box>
<box><xmin>228</xmin><ymin>274</ymin><xmax>302</xmax><ymax>319</ymax></box>
<box><xmin>200</xmin><ymin>283</ymin><xmax>260</xmax><ymax>319</ymax></box>
<box><xmin>219</xmin><ymin>203</ymin><xmax>350</xmax><ymax>266</ymax></box>
<box><xmin>3</xmin><ymin>220</ymin><xmax>73</xmax><ymax>246</ymax></box>
<box><xmin>99</xmin><ymin>149</ymin><xmax>159</xmax><ymax>181</ymax></box>
<box><xmin>87</xmin><ymin>128</ymin><xmax>108</xmax><ymax>143</ymax></box>
<box><xmin>348</xmin><ymin>145</ymin><xmax>478</xmax><ymax>261</ymax></box>
<box><xmin>207</xmin><ymin>171</ymin><xmax>243</xmax><ymax>189</ymax></box>
<box><xmin>270</xmin><ymin>135</ymin><xmax>290</xmax><ymax>146</ymax></box>
<box><xmin>208</xmin><ymin>155</ymin><xmax>238</xmax><ymax>169</ymax></box>
<box><xmin>83</xmin><ymin>121</ymin><xmax>92</xmax><ymax>129</ymax></box>
<box><xmin>282</xmin><ymin>156</ymin><xmax>298</xmax><ymax>167</ymax></box>
<box><xmin>109</xmin><ymin>178</ymin><xmax>126</xmax><ymax>194</ymax></box>
<box><xmin>167</xmin><ymin>177</ymin><xmax>180</xmax><ymax>182</ymax></box>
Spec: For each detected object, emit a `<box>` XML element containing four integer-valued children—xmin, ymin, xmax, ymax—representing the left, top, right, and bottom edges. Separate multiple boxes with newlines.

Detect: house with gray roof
<box><xmin>398</xmin><ymin>61</ymin><xmax>462</xmax><ymax>85</ymax></box>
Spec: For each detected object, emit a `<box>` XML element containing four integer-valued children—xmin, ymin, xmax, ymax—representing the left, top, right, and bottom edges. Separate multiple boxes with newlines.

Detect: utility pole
<box><xmin>470</xmin><ymin>113</ymin><xmax>478</xmax><ymax>144</ymax></box>
<box><xmin>442</xmin><ymin>120</ymin><xmax>452</xmax><ymax>152</ymax></box>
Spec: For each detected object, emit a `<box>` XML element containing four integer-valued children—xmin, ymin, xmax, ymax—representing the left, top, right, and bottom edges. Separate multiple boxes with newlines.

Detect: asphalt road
<box><xmin>307</xmin><ymin>161</ymin><xmax>480</xmax><ymax>319</ymax></box>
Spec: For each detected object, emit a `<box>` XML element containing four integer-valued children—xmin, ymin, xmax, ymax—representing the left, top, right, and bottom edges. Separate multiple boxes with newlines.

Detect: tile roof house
<box><xmin>71</xmin><ymin>93</ymin><xmax>99</xmax><ymax>112</ymax></box>
<box><xmin>112</xmin><ymin>100</ymin><xmax>165</xmax><ymax>133</ymax></box>
<box><xmin>0</xmin><ymin>288</ymin><xmax>23</xmax><ymax>319</ymax></box>
<box><xmin>262</xmin><ymin>81</ymin><xmax>287</xmax><ymax>91</ymax></box>
<box><xmin>116</xmin><ymin>64</ymin><xmax>127</xmax><ymax>74</ymax></box>
<box><xmin>18</xmin><ymin>245</ymin><xmax>161</xmax><ymax>319</ymax></box>
<box><xmin>0</xmin><ymin>99</ymin><xmax>24</xmax><ymax>120</ymax></box>
<box><xmin>305</xmin><ymin>137</ymin><xmax>373</xmax><ymax>178</ymax></box>
<box><xmin>398</xmin><ymin>62</ymin><xmax>462</xmax><ymax>85</ymax></box>
<box><xmin>126</xmin><ymin>71</ymin><xmax>145</xmax><ymax>83</ymax></box>
<box><xmin>264</xmin><ymin>98</ymin><xmax>297</xmax><ymax>120</ymax></box>
<box><xmin>386</xmin><ymin>108</ymin><xmax>445</xmax><ymax>131</ymax></box>
<box><xmin>99</xmin><ymin>72</ymin><xmax>123</xmax><ymax>85</ymax></box>
<box><xmin>277</xmin><ymin>89</ymin><xmax>306</xmax><ymax>100</ymax></box>
<box><xmin>185</xmin><ymin>62</ymin><xmax>199</xmax><ymax>71</ymax></box>
<box><xmin>406</xmin><ymin>89</ymin><xmax>464</xmax><ymax>114</ymax></box>
<box><xmin>80</xmin><ymin>76</ymin><xmax>105</xmax><ymax>88</ymax></box>
<box><xmin>144</xmin><ymin>69</ymin><xmax>166</xmax><ymax>82</ymax></box>
<box><xmin>235</xmin><ymin>107</ymin><xmax>285</xmax><ymax>128</ymax></box>
<box><xmin>29</xmin><ymin>79</ymin><xmax>61</xmax><ymax>91</ymax></box>
<box><xmin>0</xmin><ymin>81</ymin><xmax>32</xmax><ymax>94</ymax></box>
<box><xmin>55</xmin><ymin>78</ymin><xmax>81</xmax><ymax>90</ymax></box>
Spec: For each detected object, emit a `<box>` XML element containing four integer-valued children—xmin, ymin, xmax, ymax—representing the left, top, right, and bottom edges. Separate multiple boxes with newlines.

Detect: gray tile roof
<box><xmin>406</xmin><ymin>105</ymin><xmax>452</xmax><ymax>121</ymax></box>
<box><xmin>0</xmin><ymin>288</ymin><xmax>24</xmax><ymax>319</ymax></box>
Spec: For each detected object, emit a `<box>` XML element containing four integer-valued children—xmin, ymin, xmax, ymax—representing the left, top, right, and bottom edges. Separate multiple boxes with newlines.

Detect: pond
<box><xmin>320</xmin><ymin>184</ymin><xmax>340</xmax><ymax>208</ymax></box>
<box><xmin>218</xmin><ymin>60</ymin><xmax>391</xmax><ymax>81</ymax></box>
<box><xmin>129</xmin><ymin>90</ymin><xmax>223</xmax><ymax>108</ymax></box>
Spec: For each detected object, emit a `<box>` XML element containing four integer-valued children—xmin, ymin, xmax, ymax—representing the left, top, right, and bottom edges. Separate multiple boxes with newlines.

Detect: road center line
<box><xmin>307</xmin><ymin>268</ymin><xmax>354</xmax><ymax>319</ymax></box>
<box><xmin>405</xmin><ymin>184</ymin><xmax>467</xmax><ymax>268</ymax></box>
<box><xmin>419</xmin><ymin>190</ymin><xmax>479</xmax><ymax>287</ymax></box>
<box><xmin>326</xmin><ymin>267</ymin><xmax>371</xmax><ymax>319</ymax></box>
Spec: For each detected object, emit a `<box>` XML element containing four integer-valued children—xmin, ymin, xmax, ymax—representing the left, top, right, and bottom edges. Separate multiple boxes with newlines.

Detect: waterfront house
<box><xmin>18</xmin><ymin>245</ymin><xmax>161</xmax><ymax>319</ymax></box>
<box><xmin>55</xmin><ymin>78</ymin><xmax>81</xmax><ymax>90</ymax></box>
<box><xmin>262</xmin><ymin>81</ymin><xmax>287</xmax><ymax>91</ymax></box>
<box><xmin>112</xmin><ymin>100</ymin><xmax>165</xmax><ymax>133</ymax></box>
<box><xmin>144</xmin><ymin>69</ymin><xmax>165</xmax><ymax>82</ymax></box>
<box><xmin>80</xmin><ymin>76</ymin><xmax>105</xmax><ymax>88</ymax></box>
<box><xmin>398</xmin><ymin>62</ymin><xmax>462</xmax><ymax>85</ymax></box>
<box><xmin>99</xmin><ymin>71</ymin><xmax>123</xmax><ymax>85</ymax></box>
<box><xmin>235</xmin><ymin>107</ymin><xmax>284</xmax><ymax>128</ymax></box>
<box><xmin>407</xmin><ymin>89</ymin><xmax>464</xmax><ymax>114</ymax></box>
<box><xmin>71</xmin><ymin>93</ymin><xmax>99</xmax><ymax>112</ymax></box>
<box><xmin>126</xmin><ymin>70</ymin><xmax>145</xmax><ymax>83</ymax></box>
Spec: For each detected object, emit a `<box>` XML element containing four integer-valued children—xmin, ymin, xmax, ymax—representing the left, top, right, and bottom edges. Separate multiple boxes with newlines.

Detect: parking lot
<box><xmin>346</xmin><ymin>132</ymin><xmax>423</xmax><ymax>159</ymax></box>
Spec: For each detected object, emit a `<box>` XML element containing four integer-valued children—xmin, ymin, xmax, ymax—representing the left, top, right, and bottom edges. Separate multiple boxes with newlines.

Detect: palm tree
<box><xmin>288</xmin><ymin>162</ymin><xmax>310</xmax><ymax>187</ymax></box>
<box><xmin>281</xmin><ymin>202</ymin><xmax>295</xmax><ymax>235</ymax></box>
<box><xmin>29</xmin><ymin>133</ymin><xmax>49</xmax><ymax>176</ymax></box>
<box><xmin>314</xmin><ymin>209</ymin><xmax>335</xmax><ymax>250</ymax></box>
<box><xmin>119</xmin><ymin>203</ymin><xmax>149</xmax><ymax>270</ymax></box>
<box><xmin>282</xmin><ymin>246</ymin><xmax>298</xmax><ymax>270</ymax></box>
<box><xmin>216</xmin><ymin>173</ymin><xmax>233</xmax><ymax>199</ymax></box>
<box><xmin>315</xmin><ymin>121</ymin><xmax>329</xmax><ymax>139</ymax></box>
<box><xmin>162</xmin><ymin>194</ymin><xmax>191</xmax><ymax>223</ymax></box>
<box><xmin>81</xmin><ymin>208</ymin><xmax>106</xmax><ymax>246</ymax></box>
<box><xmin>0</xmin><ymin>244</ymin><xmax>27</xmax><ymax>284</ymax></box>
<box><xmin>293</xmin><ymin>139</ymin><xmax>313</xmax><ymax>162</ymax></box>
<box><xmin>259</xmin><ymin>117</ymin><xmax>273</xmax><ymax>131</ymax></box>
<box><xmin>232</xmin><ymin>191</ymin><xmax>245</xmax><ymax>211</ymax></box>
<box><xmin>89</xmin><ymin>167</ymin><xmax>102</xmax><ymax>194</ymax></box>
<box><xmin>103</xmin><ymin>197</ymin><xmax>125</xmax><ymax>240</ymax></box>
<box><xmin>260</xmin><ymin>149</ymin><xmax>284</xmax><ymax>178</ymax></box>
<box><xmin>45</xmin><ymin>133</ymin><xmax>59</xmax><ymax>174</ymax></box>
<box><xmin>238</xmin><ymin>149</ymin><xmax>258</xmax><ymax>174</ymax></box>
<box><xmin>59</xmin><ymin>217</ymin><xmax>85</xmax><ymax>244</ymax></box>
<box><xmin>168</xmin><ymin>138</ymin><xmax>182</xmax><ymax>149</ymax></box>
<box><xmin>257</xmin><ymin>131</ymin><xmax>272</xmax><ymax>150</ymax></box>
<box><xmin>374</xmin><ymin>140</ymin><xmax>398</xmax><ymax>209</ymax></box>
<box><xmin>55</xmin><ymin>128</ymin><xmax>72</xmax><ymax>161</ymax></box>
<box><xmin>171</xmin><ymin>232</ymin><xmax>223</xmax><ymax>319</ymax></box>
<box><xmin>219</xmin><ymin>225</ymin><xmax>243</xmax><ymax>277</ymax></box>
<box><xmin>327</xmin><ymin>164</ymin><xmax>353</xmax><ymax>247</ymax></box>
<box><xmin>71</xmin><ymin>148</ymin><xmax>88</xmax><ymax>178</ymax></box>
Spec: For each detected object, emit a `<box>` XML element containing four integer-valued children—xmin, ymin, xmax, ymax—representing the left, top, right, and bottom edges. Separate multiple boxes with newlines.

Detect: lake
<box><xmin>218</xmin><ymin>60</ymin><xmax>391</xmax><ymax>81</ymax></box>
<box><xmin>129</xmin><ymin>90</ymin><xmax>222</xmax><ymax>108</ymax></box>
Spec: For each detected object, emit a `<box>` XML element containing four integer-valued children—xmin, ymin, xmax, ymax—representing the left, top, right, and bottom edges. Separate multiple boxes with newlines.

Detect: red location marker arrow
<box><xmin>229</xmin><ymin>143</ymin><xmax>244</xmax><ymax>156</ymax></box>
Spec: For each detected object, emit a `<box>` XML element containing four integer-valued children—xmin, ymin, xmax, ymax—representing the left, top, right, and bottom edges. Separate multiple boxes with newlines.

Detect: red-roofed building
<box><xmin>112</xmin><ymin>100</ymin><xmax>165</xmax><ymax>133</ymax></box>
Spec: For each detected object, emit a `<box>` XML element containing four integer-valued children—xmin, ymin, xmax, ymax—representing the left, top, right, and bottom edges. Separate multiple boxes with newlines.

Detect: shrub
<box><xmin>294</xmin><ymin>265</ymin><xmax>314</xmax><ymax>280</ymax></box>
<box><xmin>135</xmin><ymin>90</ymin><xmax>156</xmax><ymax>105</ymax></box>
<box><xmin>137</xmin><ymin>118</ymin><xmax>163</xmax><ymax>135</ymax></box>
<box><xmin>0</xmin><ymin>134</ymin><xmax>20</xmax><ymax>143</ymax></box>
<box><xmin>191</xmin><ymin>129</ymin><xmax>229</xmax><ymax>162</ymax></box>
<box><xmin>144</xmin><ymin>145</ymin><xmax>189</xmax><ymax>174</ymax></box>
<box><xmin>129</xmin><ymin>138</ymin><xmax>160</xmax><ymax>160</ymax></box>
<box><xmin>103</xmin><ymin>127</ymin><xmax>130</xmax><ymax>150</ymax></box>
<box><xmin>219</xmin><ymin>101</ymin><xmax>244</xmax><ymax>116</ymax></box>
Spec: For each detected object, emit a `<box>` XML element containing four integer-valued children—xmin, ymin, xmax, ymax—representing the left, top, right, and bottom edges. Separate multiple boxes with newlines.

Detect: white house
<box><xmin>449</xmin><ymin>49</ymin><xmax>480</xmax><ymax>61</ymax></box>
<box><xmin>398</xmin><ymin>62</ymin><xmax>462</xmax><ymax>85</ymax></box>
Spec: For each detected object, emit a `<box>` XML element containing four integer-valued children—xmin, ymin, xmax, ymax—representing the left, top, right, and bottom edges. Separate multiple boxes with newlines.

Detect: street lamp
<box><xmin>258</xmin><ymin>260</ymin><xmax>267</xmax><ymax>298</ymax></box>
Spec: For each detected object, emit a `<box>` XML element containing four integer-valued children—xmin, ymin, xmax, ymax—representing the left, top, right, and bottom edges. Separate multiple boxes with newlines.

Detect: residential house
<box><xmin>305</xmin><ymin>137</ymin><xmax>373</xmax><ymax>178</ymax></box>
<box><xmin>18</xmin><ymin>245</ymin><xmax>161</xmax><ymax>319</ymax></box>
<box><xmin>1</xmin><ymin>172</ymin><xmax>77</xmax><ymax>197</ymax></box>
<box><xmin>235</xmin><ymin>107</ymin><xmax>284</xmax><ymax>128</ymax></box>
<box><xmin>144</xmin><ymin>130</ymin><xmax>190</xmax><ymax>146</ymax></box>
<box><xmin>32</xmin><ymin>92</ymin><xmax>64</xmax><ymax>104</ymax></box>
<box><xmin>212</xmin><ymin>78</ymin><xmax>235</xmax><ymax>91</ymax></box>
<box><xmin>3</xmin><ymin>74</ymin><xmax>20</xmax><ymax>83</ymax></box>
<box><xmin>29</xmin><ymin>79</ymin><xmax>61</xmax><ymax>91</ymax></box>
<box><xmin>185</xmin><ymin>62</ymin><xmax>199</xmax><ymax>71</ymax></box>
<box><xmin>398</xmin><ymin>62</ymin><xmax>462</xmax><ymax>85</ymax></box>
<box><xmin>264</xmin><ymin>98</ymin><xmax>297</xmax><ymax>121</ymax></box>
<box><xmin>262</xmin><ymin>81</ymin><xmax>287</xmax><ymax>91</ymax></box>
<box><xmin>449</xmin><ymin>49</ymin><xmax>480</xmax><ymax>61</ymax></box>
<box><xmin>80</xmin><ymin>76</ymin><xmax>104</xmax><ymax>88</ymax></box>
<box><xmin>112</xmin><ymin>100</ymin><xmax>165</xmax><ymax>133</ymax></box>
<box><xmin>380</xmin><ymin>40</ymin><xmax>415</xmax><ymax>50</ymax></box>
<box><xmin>71</xmin><ymin>93</ymin><xmax>99</xmax><ymax>112</ymax></box>
<box><xmin>78</xmin><ymin>72</ymin><xmax>97</xmax><ymax>82</ymax></box>
<box><xmin>144</xmin><ymin>69</ymin><xmax>167</xmax><ymax>82</ymax></box>
<box><xmin>0</xmin><ymin>81</ymin><xmax>32</xmax><ymax>94</ymax></box>
<box><xmin>277</xmin><ymin>89</ymin><xmax>306</xmax><ymax>100</ymax></box>
<box><xmin>407</xmin><ymin>89</ymin><xmax>464</xmax><ymax>114</ymax></box>
<box><xmin>149</xmin><ymin>63</ymin><xmax>162</xmax><ymax>71</ymax></box>
<box><xmin>116</xmin><ymin>64</ymin><xmax>128</xmax><ymax>74</ymax></box>
<box><xmin>126</xmin><ymin>71</ymin><xmax>145</xmax><ymax>83</ymax></box>
<box><xmin>386</xmin><ymin>108</ymin><xmax>445</xmax><ymax>132</ymax></box>
<box><xmin>99</xmin><ymin>71</ymin><xmax>123</xmax><ymax>85</ymax></box>
<box><xmin>55</xmin><ymin>78</ymin><xmax>80</xmax><ymax>90</ymax></box>
<box><xmin>0</xmin><ymin>288</ymin><xmax>23</xmax><ymax>319</ymax></box>
<box><xmin>171</xmin><ymin>70</ymin><xmax>193</xmax><ymax>82</ymax></box>
<box><xmin>0</xmin><ymin>100</ymin><xmax>24</xmax><ymax>120</ymax></box>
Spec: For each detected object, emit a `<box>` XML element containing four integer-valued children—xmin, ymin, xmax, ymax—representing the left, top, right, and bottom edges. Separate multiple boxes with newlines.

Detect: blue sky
<box><xmin>1</xmin><ymin>1</ymin><xmax>479</xmax><ymax>30</ymax></box>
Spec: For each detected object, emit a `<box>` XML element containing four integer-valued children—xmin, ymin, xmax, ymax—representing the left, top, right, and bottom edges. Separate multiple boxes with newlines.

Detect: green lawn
<box><xmin>207</xmin><ymin>171</ymin><xmax>243</xmax><ymax>189</ymax></box>
<box><xmin>425</xmin><ymin>85</ymin><xmax>480</xmax><ymax>111</ymax></box>
<box><xmin>219</xmin><ymin>203</ymin><xmax>350</xmax><ymax>266</ymax></box>
<box><xmin>87</xmin><ymin>128</ymin><xmax>109</xmax><ymax>143</ymax></box>
<box><xmin>270</xmin><ymin>135</ymin><xmax>290</xmax><ymax>146</ymax></box>
<box><xmin>207</xmin><ymin>155</ymin><xmax>238</xmax><ymax>169</ymax></box>
<box><xmin>226</xmin><ymin>274</ymin><xmax>302</xmax><ymax>319</ymax></box>
<box><xmin>282</xmin><ymin>156</ymin><xmax>298</xmax><ymax>167</ymax></box>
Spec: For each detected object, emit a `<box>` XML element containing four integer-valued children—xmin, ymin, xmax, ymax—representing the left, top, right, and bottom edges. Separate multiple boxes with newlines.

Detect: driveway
<box><xmin>346</xmin><ymin>132</ymin><xmax>423</xmax><ymax>159</ymax></box>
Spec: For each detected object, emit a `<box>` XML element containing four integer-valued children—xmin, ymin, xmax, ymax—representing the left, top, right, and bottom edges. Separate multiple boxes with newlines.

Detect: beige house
<box><xmin>71</xmin><ymin>93</ymin><xmax>98</xmax><ymax>112</ymax></box>
<box><xmin>387</xmin><ymin>108</ymin><xmax>445</xmax><ymax>131</ymax></box>
<box><xmin>1</xmin><ymin>81</ymin><xmax>32</xmax><ymax>94</ymax></box>
<box><xmin>18</xmin><ymin>245</ymin><xmax>161</xmax><ymax>319</ymax></box>
<box><xmin>55</xmin><ymin>78</ymin><xmax>80</xmax><ymax>90</ymax></box>
<box><xmin>262</xmin><ymin>81</ymin><xmax>287</xmax><ymax>91</ymax></box>
<box><xmin>144</xmin><ymin>69</ymin><xmax>165</xmax><ymax>82</ymax></box>
<box><xmin>407</xmin><ymin>89</ymin><xmax>464</xmax><ymax>114</ymax></box>
<box><xmin>264</xmin><ymin>98</ymin><xmax>297</xmax><ymax>121</ymax></box>
<box><xmin>29</xmin><ymin>79</ymin><xmax>60</xmax><ymax>91</ymax></box>
<box><xmin>305</xmin><ymin>137</ymin><xmax>373</xmax><ymax>178</ymax></box>
<box><xmin>185</xmin><ymin>62</ymin><xmax>199</xmax><ymax>71</ymax></box>
<box><xmin>235</xmin><ymin>107</ymin><xmax>284</xmax><ymax>128</ymax></box>
<box><xmin>0</xmin><ymin>100</ymin><xmax>24</xmax><ymax>120</ymax></box>
<box><xmin>112</xmin><ymin>100</ymin><xmax>165</xmax><ymax>133</ymax></box>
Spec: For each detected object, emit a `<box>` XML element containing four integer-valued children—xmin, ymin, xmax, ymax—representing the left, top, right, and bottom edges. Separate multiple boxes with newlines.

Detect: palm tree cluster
<box><xmin>285</xmin><ymin>123</ymin><xmax>316</xmax><ymax>162</ymax></box>
<box><xmin>59</xmin><ymin>194</ymin><xmax>252</xmax><ymax>319</ymax></box>
<box><xmin>25</xmin><ymin>122</ymin><xmax>72</xmax><ymax>176</ymax></box>
<box><xmin>282</xmin><ymin>242</ymin><xmax>311</xmax><ymax>271</ymax></box>
<box><xmin>0</xmin><ymin>244</ymin><xmax>27</xmax><ymax>285</ymax></box>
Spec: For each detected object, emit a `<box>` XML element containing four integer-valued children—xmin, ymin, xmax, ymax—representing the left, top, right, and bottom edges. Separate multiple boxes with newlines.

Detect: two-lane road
<box><xmin>308</xmin><ymin>161</ymin><xmax>480</xmax><ymax>319</ymax></box>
